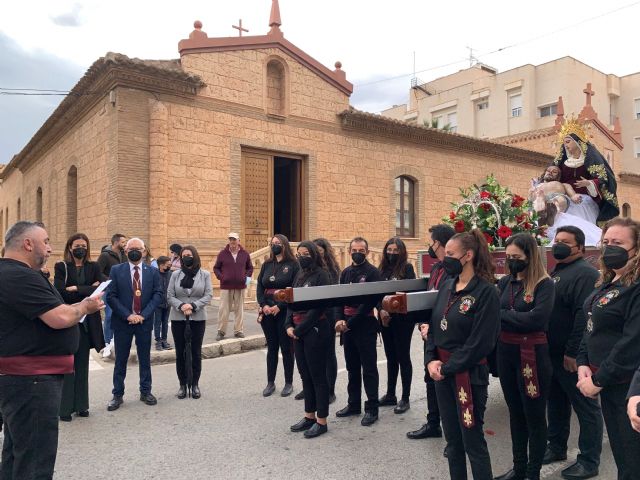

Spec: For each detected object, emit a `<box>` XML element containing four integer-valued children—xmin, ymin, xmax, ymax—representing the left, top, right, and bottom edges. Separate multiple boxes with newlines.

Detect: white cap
<box><xmin>228</xmin><ymin>232</ymin><xmax>240</xmax><ymax>240</ymax></box>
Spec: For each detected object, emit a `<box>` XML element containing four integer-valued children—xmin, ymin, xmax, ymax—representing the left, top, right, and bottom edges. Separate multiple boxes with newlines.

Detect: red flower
<box><xmin>483</xmin><ymin>232</ymin><xmax>494</xmax><ymax>245</ymax></box>
<box><xmin>497</xmin><ymin>225</ymin><xmax>512</xmax><ymax>239</ymax></box>
<box><xmin>480</xmin><ymin>203</ymin><xmax>491</xmax><ymax>212</ymax></box>
<box><xmin>480</xmin><ymin>191</ymin><xmax>491</xmax><ymax>199</ymax></box>
<box><xmin>511</xmin><ymin>195</ymin><xmax>525</xmax><ymax>208</ymax></box>
<box><xmin>454</xmin><ymin>220</ymin><xmax>466</xmax><ymax>233</ymax></box>
<box><xmin>515</xmin><ymin>213</ymin><xmax>525</xmax><ymax>223</ymax></box>
<box><xmin>449</xmin><ymin>211</ymin><xmax>457</xmax><ymax>220</ymax></box>
<box><xmin>523</xmin><ymin>222</ymin><xmax>532</xmax><ymax>230</ymax></box>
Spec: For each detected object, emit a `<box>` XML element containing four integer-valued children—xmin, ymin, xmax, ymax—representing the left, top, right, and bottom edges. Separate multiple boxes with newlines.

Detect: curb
<box><xmin>95</xmin><ymin>334</ymin><xmax>267</xmax><ymax>366</ymax></box>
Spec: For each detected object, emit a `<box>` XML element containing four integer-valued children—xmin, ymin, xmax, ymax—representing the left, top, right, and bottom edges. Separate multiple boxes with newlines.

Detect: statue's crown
<box><xmin>557</xmin><ymin>115</ymin><xmax>588</xmax><ymax>143</ymax></box>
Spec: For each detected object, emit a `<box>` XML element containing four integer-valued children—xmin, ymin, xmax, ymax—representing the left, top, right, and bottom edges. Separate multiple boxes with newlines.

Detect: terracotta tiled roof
<box><xmin>492</xmin><ymin>127</ymin><xmax>556</xmax><ymax>145</ymax></box>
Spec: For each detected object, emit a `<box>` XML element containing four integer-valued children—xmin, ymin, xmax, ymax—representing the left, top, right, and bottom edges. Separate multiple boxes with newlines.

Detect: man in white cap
<box><xmin>213</xmin><ymin>233</ymin><xmax>253</xmax><ymax>340</ymax></box>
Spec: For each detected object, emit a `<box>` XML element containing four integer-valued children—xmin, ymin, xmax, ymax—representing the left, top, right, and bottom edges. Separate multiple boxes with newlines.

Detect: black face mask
<box><xmin>298</xmin><ymin>256</ymin><xmax>314</xmax><ymax>270</ymax></box>
<box><xmin>271</xmin><ymin>244</ymin><xmax>283</xmax><ymax>255</ymax></box>
<box><xmin>351</xmin><ymin>252</ymin><xmax>366</xmax><ymax>265</ymax></box>
<box><xmin>443</xmin><ymin>255</ymin><xmax>464</xmax><ymax>276</ymax></box>
<box><xmin>428</xmin><ymin>244</ymin><xmax>438</xmax><ymax>259</ymax></box>
<box><xmin>507</xmin><ymin>259</ymin><xmax>528</xmax><ymax>275</ymax></box>
<box><xmin>72</xmin><ymin>247</ymin><xmax>87</xmax><ymax>259</ymax></box>
<box><xmin>602</xmin><ymin>245</ymin><xmax>633</xmax><ymax>270</ymax></box>
<box><xmin>182</xmin><ymin>256</ymin><xmax>194</xmax><ymax>268</ymax></box>
<box><xmin>386</xmin><ymin>253</ymin><xmax>399</xmax><ymax>264</ymax></box>
<box><xmin>127</xmin><ymin>250</ymin><xmax>142</xmax><ymax>262</ymax></box>
<box><xmin>552</xmin><ymin>243</ymin><xmax>573</xmax><ymax>260</ymax></box>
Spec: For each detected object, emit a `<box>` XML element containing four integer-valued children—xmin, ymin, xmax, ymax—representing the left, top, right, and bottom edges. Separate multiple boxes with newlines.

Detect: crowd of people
<box><xmin>3</xmin><ymin>215</ymin><xmax>640</xmax><ymax>480</ymax></box>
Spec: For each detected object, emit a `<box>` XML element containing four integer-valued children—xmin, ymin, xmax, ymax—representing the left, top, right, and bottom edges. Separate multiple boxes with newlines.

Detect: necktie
<box><xmin>133</xmin><ymin>266</ymin><xmax>142</xmax><ymax>314</ymax></box>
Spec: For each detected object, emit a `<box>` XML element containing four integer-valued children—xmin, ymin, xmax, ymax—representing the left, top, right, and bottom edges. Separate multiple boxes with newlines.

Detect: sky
<box><xmin>1</xmin><ymin>0</ymin><xmax>639</xmax><ymax>163</ymax></box>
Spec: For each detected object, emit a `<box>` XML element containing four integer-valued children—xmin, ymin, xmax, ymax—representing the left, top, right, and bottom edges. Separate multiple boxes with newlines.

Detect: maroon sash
<box><xmin>343</xmin><ymin>306</ymin><xmax>374</xmax><ymax>317</ymax></box>
<box><xmin>499</xmin><ymin>331</ymin><xmax>547</xmax><ymax>399</ymax></box>
<box><xmin>437</xmin><ymin>348</ymin><xmax>487</xmax><ymax>429</ymax></box>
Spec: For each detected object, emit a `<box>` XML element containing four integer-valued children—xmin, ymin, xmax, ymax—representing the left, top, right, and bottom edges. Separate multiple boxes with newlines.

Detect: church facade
<box><xmin>1</xmin><ymin>2</ymin><xmax>639</xmax><ymax>265</ymax></box>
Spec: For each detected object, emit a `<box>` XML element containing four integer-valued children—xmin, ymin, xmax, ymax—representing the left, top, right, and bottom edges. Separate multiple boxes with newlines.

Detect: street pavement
<box><xmin>44</xmin><ymin>333</ymin><xmax>617</xmax><ymax>479</ymax></box>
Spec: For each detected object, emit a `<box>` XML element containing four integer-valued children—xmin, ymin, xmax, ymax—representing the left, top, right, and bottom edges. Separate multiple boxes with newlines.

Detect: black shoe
<box><xmin>281</xmin><ymin>383</ymin><xmax>293</xmax><ymax>397</ymax></box>
<box><xmin>216</xmin><ymin>330</ymin><xmax>225</xmax><ymax>341</ymax></box>
<box><xmin>294</xmin><ymin>390</ymin><xmax>305</xmax><ymax>400</ymax></box>
<box><xmin>177</xmin><ymin>385</ymin><xmax>187</xmax><ymax>399</ymax></box>
<box><xmin>361</xmin><ymin>411</ymin><xmax>378</xmax><ymax>426</ymax></box>
<box><xmin>107</xmin><ymin>395</ymin><xmax>123</xmax><ymax>411</ymax></box>
<box><xmin>394</xmin><ymin>399</ymin><xmax>410</xmax><ymax>414</ymax></box>
<box><xmin>155</xmin><ymin>341</ymin><xmax>163</xmax><ymax>351</ymax></box>
<box><xmin>162</xmin><ymin>341</ymin><xmax>173</xmax><ymax>350</ymax></box>
<box><xmin>77</xmin><ymin>410</ymin><xmax>89</xmax><ymax>418</ymax></box>
<box><xmin>543</xmin><ymin>447</ymin><xmax>568</xmax><ymax>465</ymax></box>
<box><xmin>192</xmin><ymin>385</ymin><xmax>201</xmax><ymax>399</ymax></box>
<box><xmin>328</xmin><ymin>393</ymin><xmax>336</xmax><ymax>404</ymax></box>
<box><xmin>561</xmin><ymin>462</ymin><xmax>598</xmax><ymax>480</ymax></box>
<box><xmin>290</xmin><ymin>417</ymin><xmax>316</xmax><ymax>432</ymax></box>
<box><xmin>262</xmin><ymin>382</ymin><xmax>275</xmax><ymax>397</ymax></box>
<box><xmin>304</xmin><ymin>422</ymin><xmax>328</xmax><ymax>438</ymax></box>
<box><xmin>140</xmin><ymin>393</ymin><xmax>157</xmax><ymax>406</ymax></box>
<box><xmin>59</xmin><ymin>415</ymin><xmax>72</xmax><ymax>422</ymax></box>
<box><xmin>406</xmin><ymin>423</ymin><xmax>442</xmax><ymax>439</ymax></box>
<box><xmin>494</xmin><ymin>469</ymin><xmax>526</xmax><ymax>480</ymax></box>
<box><xmin>336</xmin><ymin>405</ymin><xmax>361</xmax><ymax>417</ymax></box>
<box><xmin>379</xmin><ymin>393</ymin><xmax>398</xmax><ymax>406</ymax></box>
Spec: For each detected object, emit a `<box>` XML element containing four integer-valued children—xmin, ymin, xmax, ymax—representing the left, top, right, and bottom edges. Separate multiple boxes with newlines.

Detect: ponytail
<box><xmin>451</xmin><ymin>229</ymin><xmax>495</xmax><ymax>284</ymax></box>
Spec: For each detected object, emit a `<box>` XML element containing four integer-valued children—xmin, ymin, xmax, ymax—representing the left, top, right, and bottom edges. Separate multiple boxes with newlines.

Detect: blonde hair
<box><xmin>505</xmin><ymin>233</ymin><xmax>549</xmax><ymax>296</ymax></box>
<box><xmin>596</xmin><ymin>217</ymin><xmax>640</xmax><ymax>287</ymax></box>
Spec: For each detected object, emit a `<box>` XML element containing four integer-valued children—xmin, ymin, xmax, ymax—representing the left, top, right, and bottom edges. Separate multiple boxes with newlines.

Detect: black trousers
<box><xmin>113</xmin><ymin>325</ymin><xmax>152</xmax><ymax>396</ymax></box>
<box><xmin>295</xmin><ymin>321</ymin><xmax>331</xmax><ymax>418</ymax></box>
<box><xmin>497</xmin><ymin>341</ymin><xmax>552</xmax><ymax>479</ymax></box>
<box><xmin>547</xmin><ymin>354</ymin><xmax>603</xmax><ymax>469</ymax></box>
<box><xmin>0</xmin><ymin>374</ymin><xmax>64</xmax><ymax>480</ymax></box>
<box><xmin>326</xmin><ymin>320</ymin><xmax>338</xmax><ymax>396</ymax></box>
<box><xmin>260</xmin><ymin>312</ymin><xmax>294</xmax><ymax>384</ymax></box>
<box><xmin>600</xmin><ymin>382</ymin><xmax>640</xmax><ymax>480</ymax></box>
<box><xmin>380</xmin><ymin>317</ymin><xmax>414</xmax><ymax>401</ymax></box>
<box><xmin>423</xmin><ymin>341</ymin><xmax>441</xmax><ymax>425</ymax></box>
<box><xmin>172</xmin><ymin>320</ymin><xmax>206</xmax><ymax>385</ymax></box>
<box><xmin>342</xmin><ymin>319</ymin><xmax>379</xmax><ymax>412</ymax></box>
<box><xmin>435</xmin><ymin>376</ymin><xmax>492</xmax><ymax>480</ymax></box>
<box><xmin>59</xmin><ymin>325</ymin><xmax>90</xmax><ymax>416</ymax></box>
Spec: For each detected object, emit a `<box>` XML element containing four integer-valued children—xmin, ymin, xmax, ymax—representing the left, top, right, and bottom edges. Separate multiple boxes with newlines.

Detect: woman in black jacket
<box><xmin>286</xmin><ymin>241</ymin><xmax>331</xmax><ymax>438</ymax></box>
<box><xmin>256</xmin><ymin>234</ymin><xmax>300</xmax><ymax>397</ymax></box>
<box><xmin>54</xmin><ymin>233</ymin><xmax>106</xmax><ymax>421</ymax></box>
<box><xmin>377</xmin><ymin>237</ymin><xmax>416</xmax><ymax>414</ymax></box>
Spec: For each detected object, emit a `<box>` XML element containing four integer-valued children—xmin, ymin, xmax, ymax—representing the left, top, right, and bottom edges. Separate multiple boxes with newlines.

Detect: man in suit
<box><xmin>106</xmin><ymin>237</ymin><xmax>163</xmax><ymax>411</ymax></box>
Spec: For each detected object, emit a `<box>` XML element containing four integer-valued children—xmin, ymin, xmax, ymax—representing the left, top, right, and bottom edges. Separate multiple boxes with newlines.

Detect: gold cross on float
<box><xmin>458</xmin><ymin>386</ymin><xmax>468</xmax><ymax>404</ymax></box>
<box><xmin>527</xmin><ymin>381</ymin><xmax>538</xmax><ymax>397</ymax></box>
<box><xmin>522</xmin><ymin>363</ymin><xmax>533</xmax><ymax>379</ymax></box>
<box><xmin>463</xmin><ymin>408</ymin><xmax>473</xmax><ymax>427</ymax></box>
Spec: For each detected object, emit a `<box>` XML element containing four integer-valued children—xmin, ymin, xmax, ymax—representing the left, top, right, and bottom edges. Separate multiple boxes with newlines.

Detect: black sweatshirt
<box><xmin>425</xmin><ymin>275</ymin><xmax>500</xmax><ymax>385</ymax></box>
<box><xmin>285</xmin><ymin>268</ymin><xmax>331</xmax><ymax>337</ymax></box>
<box><xmin>339</xmin><ymin>260</ymin><xmax>383</xmax><ymax>329</ymax></box>
<box><xmin>497</xmin><ymin>276</ymin><xmax>555</xmax><ymax>334</ymax></box>
<box><xmin>256</xmin><ymin>259</ymin><xmax>300</xmax><ymax>311</ymax></box>
<box><xmin>577</xmin><ymin>280</ymin><xmax>640</xmax><ymax>388</ymax></box>
<box><xmin>548</xmin><ymin>258</ymin><xmax>599</xmax><ymax>357</ymax></box>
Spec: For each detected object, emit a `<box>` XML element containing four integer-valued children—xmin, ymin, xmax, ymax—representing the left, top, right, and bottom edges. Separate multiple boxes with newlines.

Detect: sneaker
<box><xmin>162</xmin><ymin>341</ymin><xmax>173</xmax><ymax>350</ymax></box>
<box><xmin>102</xmin><ymin>344</ymin><xmax>112</xmax><ymax>358</ymax></box>
<box><xmin>155</xmin><ymin>341</ymin><xmax>163</xmax><ymax>351</ymax></box>
<box><xmin>234</xmin><ymin>332</ymin><xmax>245</xmax><ymax>338</ymax></box>
<box><xmin>216</xmin><ymin>331</ymin><xmax>225</xmax><ymax>341</ymax></box>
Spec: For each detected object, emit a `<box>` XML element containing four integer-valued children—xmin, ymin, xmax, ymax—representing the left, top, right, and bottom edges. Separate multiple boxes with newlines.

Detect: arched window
<box><xmin>266</xmin><ymin>60</ymin><xmax>285</xmax><ymax>116</ymax></box>
<box><xmin>16</xmin><ymin>198</ymin><xmax>21</xmax><ymax>221</ymax></box>
<box><xmin>36</xmin><ymin>187</ymin><xmax>43</xmax><ymax>223</ymax></box>
<box><xmin>67</xmin><ymin>166</ymin><xmax>78</xmax><ymax>236</ymax></box>
<box><xmin>623</xmin><ymin>203</ymin><xmax>631</xmax><ymax>218</ymax></box>
<box><xmin>395</xmin><ymin>176</ymin><xmax>415</xmax><ymax>237</ymax></box>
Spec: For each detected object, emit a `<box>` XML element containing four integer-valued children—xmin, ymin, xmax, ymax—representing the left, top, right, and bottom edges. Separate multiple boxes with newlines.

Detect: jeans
<box><xmin>112</xmin><ymin>326</ymin><xmax>152</xmax><ymax>396</ymax></box>
<box><xmin>103</xmin><ymin>303</ymin><xmax>114</xmax><ymax>344</ymax></box>
<box><xmin>153</xmin><ymin>307</ymin><xmax>169</xmax><ymax>342</ymax></box>
<box><xmin>0</xmin><ymin>374</ymin><xmax>64</xmax><ymax>480</ymax></box>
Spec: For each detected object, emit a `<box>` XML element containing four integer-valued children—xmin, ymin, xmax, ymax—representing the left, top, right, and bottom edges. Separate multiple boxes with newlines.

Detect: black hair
<box><xmin>170</xmin><ymin>243</ymin><xmax>183</xmax><ymax>255</ymax></box>
<box><xmin>157</xmin><ymin>255</ymin><xmax>171</xmax><ymax>265</ymax></box>
<box><xmin>111</xmin><ymin>233</ymin><xmax>126</xmax><ymax>245</ymax></box>
<box><xmin>429</xmin><ymin>224</ymin><xmax>455</xmax><ymax>246</ymax></box>
<box><xmin>180</xmin><ymin>245</ymin><xmax>201</xmax><ymax>271</ymax></box>
<box><xmin>555</xmin><ymin>226</ymin><xmax>586</xmax><ymax>251</ymax></box>
<box><xmin>378</xmin><ymin>237</ymin><xmax>409</xmax><ymax>279</ymax></box>
<box><xmin>313</xmin><ymin>238</ymin><xmax>341</xmax><ymax>282</ymax></box>
<box><xmin>349</xmin><ymin>236</ymin><xmax>369</xmax><ymax>251</ymax></box>
<box><xmin>297</xmin><ymin>241</ymin><xmax>325</xmax><ymax>271</ymax></box>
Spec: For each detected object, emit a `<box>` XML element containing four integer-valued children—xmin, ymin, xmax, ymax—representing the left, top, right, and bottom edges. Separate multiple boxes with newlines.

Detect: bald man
<box><xmin>106</xmin><ymin>237</ymin><xmax>163</xmax><ymax>411</ymax></box>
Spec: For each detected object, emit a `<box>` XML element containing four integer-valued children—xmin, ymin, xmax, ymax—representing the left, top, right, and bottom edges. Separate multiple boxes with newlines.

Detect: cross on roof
<box><xmin>583</xmin><ymin>83</ymin><xmax>595</xmax><ymax>106</ymax></box>
<box><xmin>232</xmin><ymin>19</ymin><xmax>248</xmax><ymax>36</ymax></box>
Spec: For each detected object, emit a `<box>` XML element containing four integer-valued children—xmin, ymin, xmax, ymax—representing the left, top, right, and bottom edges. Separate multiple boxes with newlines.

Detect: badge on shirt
<box><xmin>586</xmin><ymin>312</ymin><xmax>594</xmax><ymax>333</ymax></box>
<box><xmin>283</xmin><ymin>266</ymin><xmax>289</xmax><ymax>274</ymax></box>
<box><xmin>459</xmin><ymin>296</ymin><xmax>475</xmax><ymax>314</ymax></box>
<box><xmin>359</xmin><ymin>275</ymin><xmax>367</xmax><ymax>283</ymax></box>
<box><xmin>553</xmin><ymin>276</ymin><xmax>560</xmax><ymax>284</ymax></box>
<box><xmin>597</xmin><ymin>289</ymin><xmax>619</xmax><ymax>307</ymax></box>
<box><xmin>523</xmin><ymin>293</ymin><xmax>534</xmax><ymax>304</ymax></box>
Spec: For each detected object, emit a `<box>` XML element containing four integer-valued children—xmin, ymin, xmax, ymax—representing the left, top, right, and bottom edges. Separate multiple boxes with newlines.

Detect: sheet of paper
<box><xmin>79</xmin><ymin>280</ymin><xmax>111</xmax><ymax>323</ymax></box>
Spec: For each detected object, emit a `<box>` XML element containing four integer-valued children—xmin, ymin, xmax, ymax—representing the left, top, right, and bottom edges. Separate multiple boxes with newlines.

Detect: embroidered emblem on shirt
<box><xmin>463</xmin><ymin>408</ymin><xmax>473</xmax><ymax>427</ymax></box>
<box><xmin>523</xmin><ymin>293</ymin><xmax>534</xmax><ymax>304</ymax></box>
<box><xmin>283</xmin><ymin>266</ymin><xmax>289</xmax><ymax>274</ymax></box>
<box><xmin>459</xmin><ymin>296</ymin><xmax>475</xmax><ymax>314</ymax></box>
<box><xmin>522</xmin><ymin>364</ymin><xmax>533</xmax><ymax>379</ymax></box>
<box><xmin>358</xmin><ymin>275</ymin><xmax>367</xmax><ymax>283</ymax></box>
<box><xmin>458</xmin><ymin>387</ymin><xmax>468</xmax><ymax>404</ymax></box>
<box><xmin>527</xmin><ymin>382</ymin><xmax>538</xmax><ymax>397</ymax></box>
<box><xmin>597</xmin><ymin>289</ymin><xmax>619</xmax><ymax>307</ymax></box>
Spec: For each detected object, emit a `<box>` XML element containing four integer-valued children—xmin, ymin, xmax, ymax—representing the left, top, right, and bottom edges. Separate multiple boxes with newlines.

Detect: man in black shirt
<box><xmin>408</xmin><ymin>224</ymin><xmax>454</xmax><ymax>440</ymax></box>
<box><xmin>545</xmin><ymin>226</ymin><xmax>602</xmax><ymax>480</ymax></box>
<box><xmin>0</xmin><ymin>221</ymin><xmax>104</xmax><ymax>480</ymax></box>
<box><xmin>335</xmin><ymin>237</ymin><xmax>383</xmax><ymax>426</ymax></box>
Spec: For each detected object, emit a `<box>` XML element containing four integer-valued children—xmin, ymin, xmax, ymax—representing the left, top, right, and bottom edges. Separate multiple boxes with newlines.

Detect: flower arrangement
<box><xmin>443</xmin><ymin>174</ymin><xmax>549</xmax><ymax>248</ymax></box>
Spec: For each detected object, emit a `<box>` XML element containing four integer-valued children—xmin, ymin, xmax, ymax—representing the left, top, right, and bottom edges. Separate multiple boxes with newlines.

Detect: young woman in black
<box><xmin>286</xmin><ymin>241</ymin><xmax>332</xmax><ymax>438</ymax></box>
<box><xmin>494</xmin><ymin>233</ymin><xmax>555</xmax><ymax>480</ymax></box>
<box><xmin>425</xmin><ymin>229</ymin><xmax>500</xmax><ymax>480</ymax></box>
<box><xmin>314</xmin><ymin>238</ymin><xmax>341</xmax><ymax>404</ymax></box>
<box><xmin>256</xmin><ymin>234</ymin><xmax>300</xmax><ymax>397</ymax></box>
<box><xmin>577</xmin><ymin>217</ymin><xmax>640</xmax><ymax>480</ymax></box>
<box><xmin>54</xmin><ymin>233</ymin><xmax>106</xmax><ymax>421</ymax></box>
<box><xmin>377</xmin><ymin>237</ymin><xmax>416</xmax><ymax>414</ymax></box>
